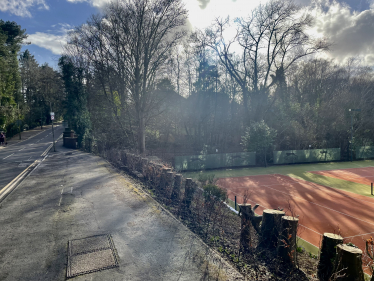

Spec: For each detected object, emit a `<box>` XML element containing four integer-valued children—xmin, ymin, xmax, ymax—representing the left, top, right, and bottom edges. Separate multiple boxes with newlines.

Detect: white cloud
<box><xmin>28</xmin><ymin>25</ymin><xmax>72</xmax><ymax>54</ymax></box>
<box><xmin>185</xmin><ymin>0</ymin><xmax>268</xmax><ymax>30</ymax></box>
<box><xmin>66</xmin><ymin>0</ymin><xmax>111</xmax><ymax>8</ymax></box>
<box><xmin>308</xmin><ymin>1</ymin><xmax>374</xmax><ymax>66</ymax></box>
<box><xmin>0</xmin><ymin>0</ymin><xmax>49</xmax><ymax>17</ymax></box>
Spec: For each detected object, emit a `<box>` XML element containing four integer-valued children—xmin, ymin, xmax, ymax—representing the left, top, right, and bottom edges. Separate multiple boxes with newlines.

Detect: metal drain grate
<box><xmin>67</xmin><ymin>234</ymin><xmax>119</xmax><ymax>278</ymax></box>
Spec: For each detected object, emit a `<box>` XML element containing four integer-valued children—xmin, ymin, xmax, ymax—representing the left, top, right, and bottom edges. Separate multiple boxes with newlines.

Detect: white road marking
<box><xmin>3</xmin><ymin>153</ymin><xmax>14</xmax><ymax>159</ymax></box>
<box><xmin>58</xmin><ymin>197</ymin><xmax>62</xmax><ymax>207</ymax></box>
<box><xmin>71</xmin><ymin>187</ymin><xmax>73</xmax><ymax>193</ymax></box>
<box><xmin>61</xmin><ymin>188</ymin><xmax>64</xmax><ymax>194</ymax></box>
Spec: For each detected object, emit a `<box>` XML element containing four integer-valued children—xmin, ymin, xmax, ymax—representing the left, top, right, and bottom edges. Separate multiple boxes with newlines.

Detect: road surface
<box><xmin>0</xmin><ymin>125</ymin><xmax>64</xmax><ymax>190</ymax></box>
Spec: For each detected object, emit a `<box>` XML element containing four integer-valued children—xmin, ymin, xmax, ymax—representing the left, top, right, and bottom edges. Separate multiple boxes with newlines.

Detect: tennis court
<box><xmin>217</xmin><ymin>173</ymin><xmax>374</xmax><ymax>271</ymax></box>
<box><xmin>311</xmin><ymin>166</ymin><xmax>374</xmax><ymax>186</ymax></box>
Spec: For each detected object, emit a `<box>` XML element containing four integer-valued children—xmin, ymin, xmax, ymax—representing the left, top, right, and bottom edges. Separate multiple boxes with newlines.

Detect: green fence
<box><xmin>356</xmin><ymin>146</ymin><xmax>374</xmax><ymax>159</ymax></box>
<box><xmin>174</xmin><ymin>152</ymin><xmax>256</xmax><ymax>171</ymax></box>
<box><xmin>273</xmin><ymin>148</ymin><xmax>341</xmax><ymax>165</ymax></box>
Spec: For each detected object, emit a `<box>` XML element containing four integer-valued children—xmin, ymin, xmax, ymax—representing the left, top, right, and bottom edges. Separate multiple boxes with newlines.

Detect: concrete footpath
<box><xmin>0</xmin><ymin>139</ymin><xmax>244</xmax><ymax>281</ymax></box>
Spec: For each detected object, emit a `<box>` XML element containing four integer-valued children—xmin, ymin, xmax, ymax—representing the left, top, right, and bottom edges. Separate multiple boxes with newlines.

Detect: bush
<box><xmin>198</xmin><ymin>173</ymin><xmax>216</xmax><ymax>185</ymax></box>
<box><xmin>203</xmin><ymin>184</ymin><xmax>227</xmax><ymax>202</ymax></box>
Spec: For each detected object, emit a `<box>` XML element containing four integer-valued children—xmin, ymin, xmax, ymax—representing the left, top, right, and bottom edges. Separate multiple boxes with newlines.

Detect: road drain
<box><xmin>67</xmin><ymin>234</ymin><xmax>119</xmax><ymax>278</ymax></box>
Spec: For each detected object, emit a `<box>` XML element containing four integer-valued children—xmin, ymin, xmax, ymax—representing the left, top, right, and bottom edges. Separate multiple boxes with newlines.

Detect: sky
<box><xmin>0</xmin><ymin>0</ymin><xmax>374</xmax><ymax>68</ymax></box>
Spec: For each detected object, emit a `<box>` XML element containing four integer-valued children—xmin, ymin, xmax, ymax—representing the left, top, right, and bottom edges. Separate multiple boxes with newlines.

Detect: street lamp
<box><xmin>349</xmin><ymin>108</ymin><xmax>361</xmax><ymax>162</ymax></box>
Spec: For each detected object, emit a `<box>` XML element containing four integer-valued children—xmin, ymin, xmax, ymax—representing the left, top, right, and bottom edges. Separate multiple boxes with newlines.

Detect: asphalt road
<box><xmin>0</xmin><ymin>125</ymin><xmax>64</xmax><ymax>190</ymax></box>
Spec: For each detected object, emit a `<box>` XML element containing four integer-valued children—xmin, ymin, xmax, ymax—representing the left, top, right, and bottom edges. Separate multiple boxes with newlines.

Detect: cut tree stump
<box><xmin>331</xmin><ymin>244</ymin><xmax>365</xmax><ymax>281</ymax></box>
<box><xmin>140</xmin><ymin>158</ymin><xmax>149</xmax><ymax>177</ymax></box>
<box><xmin>171</xmin><ymin>174</ymin><xmax>183</xmax><ymax>201</ymax></box>
<box><xmin>317</xmin><ymin>233</ymin><xmax>343</xmax><ymax>281</ymax></box>
<box><xmin>277</xmin><ymin>216</ymin><xmax>299</xmax><ymax>266</ymax></box>
<box><xmin>184</xmin><ymin>178</ymin><xmax>195</xmax><ymax>209</ymax></box>
<box><xmin>159</xmin><ymin>168</ymin><xmax>171</xmax><ymax>192</ymax></box>
<box><xmin>239</xmin><ymin>204</ymin><xmax>252</xmax><ymax>252</ymax></box>
<box><xmin>165</xmin><ymin>171</ymin><xmax>175</xmax><ymax>198</ymax></box>
<box><xmin>259</xmin><ymin>209</ymin><xmax>285</xmax><ymax>250</ymax></box>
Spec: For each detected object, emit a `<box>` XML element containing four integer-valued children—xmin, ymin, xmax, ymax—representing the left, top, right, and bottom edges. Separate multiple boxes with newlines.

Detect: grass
<box><xmin>182</xmin><ymin>160</ymin><xmax>374</xmax><ymax>197</ymax></box>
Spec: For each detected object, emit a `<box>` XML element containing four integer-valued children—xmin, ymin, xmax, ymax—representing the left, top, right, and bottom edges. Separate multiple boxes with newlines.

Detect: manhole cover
<box><xmin>67</xmin><ymin>234</ymin><xmax>119</xmax><ymax>278</ymax></box>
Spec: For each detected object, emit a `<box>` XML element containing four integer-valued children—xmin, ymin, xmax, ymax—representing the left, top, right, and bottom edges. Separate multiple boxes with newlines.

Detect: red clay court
<box><xmin>311</xmin><ymin>166</ymin><xmax>374</xmax><ymax>186</ymax></box>
<box><xmin>217</xmin><ymin>173</ymin><xmax>374</xmax><ymax>270</ymax></box>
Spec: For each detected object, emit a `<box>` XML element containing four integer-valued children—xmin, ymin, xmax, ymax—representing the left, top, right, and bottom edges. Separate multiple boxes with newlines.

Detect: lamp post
<box><xmin>50</xmin><ymin>102</ymin><xmax>56</xmax><ymax>152</ymax></box>
<box><xmin>349</xmin><ymin>108</ymin><xmax>361</xmax><ymax>162</ymax></box>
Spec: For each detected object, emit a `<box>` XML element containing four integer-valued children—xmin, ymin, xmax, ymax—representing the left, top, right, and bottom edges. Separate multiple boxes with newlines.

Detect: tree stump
<box><xmin>239</xmin><ymin>204</ymin><xmax>252</xmax><ymax>252</ymax></box>
<box><xmin>184</xmin><ymin>178</ymin><xmax>195</xmax><ymax>209</ymax></box>
<box><xmin>159</xmin><ymin>168</ymin><xmax>171</xmax><ymax>192</ymax></box>
<box><xmin>165</xmin><ymin>172</ymin><xmax>175</xmax><ymax>198</ymax></box>
<box><xmin>259</xmin><ymin>209</ymin><xmax>285</xmax><ymax>250</ymax></box>
<box><xmin>171</xmin><ymin>174</ymin><xmax>183</xmax><ymax>201</ymax></box>
<box><xmin>317</xmin><ymin>233</ymin><xmax>344</xmax><ymax>281</ymax></box>
<box><xmin>277</xmin><ymin>216</ymin><xmax>299</xmax><ymax>266</ymax></box>
<box><xmin>135</xmin><ymin>155</ymin><xmax>142</xmax><ymax>171</ymax></box>
<box><xmin>331</xmin><ymin>244</ymin><xmax>365</xmax><ymax>281</ymax></box>
<box><xmin>141</xmin><ymin>158</ymin><xmax>149</xmax><ymax>178</ymax></box>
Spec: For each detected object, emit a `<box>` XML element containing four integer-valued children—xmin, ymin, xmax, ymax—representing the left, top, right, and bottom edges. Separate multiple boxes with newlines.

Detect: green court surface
<box><xmin>182</xmin><ymin>160</ymin><xmax>374</xmax><ymax>198</ymax></box>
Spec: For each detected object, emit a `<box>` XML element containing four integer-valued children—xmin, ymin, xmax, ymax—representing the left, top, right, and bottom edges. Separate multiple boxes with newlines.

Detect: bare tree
<box><xmin>66</xmin><ymin>0</ymin><xmax>188</xmax><ymax>154</ymax></box>
<box><xmin>199</xmin><ymin>0</ymin><xmax>329</xmax><ymax>122</ymax></box>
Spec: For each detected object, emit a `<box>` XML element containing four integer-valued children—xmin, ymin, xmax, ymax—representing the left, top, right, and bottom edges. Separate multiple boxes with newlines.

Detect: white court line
<box><xmin>344</xmin><ymin>231</ymin><xmax>374</xmax><ymax>239</ymax></box>
<box><xmin>3</xmin><ymin>153</ymin><xmax>14</xmax><ymax>159</ymax></box>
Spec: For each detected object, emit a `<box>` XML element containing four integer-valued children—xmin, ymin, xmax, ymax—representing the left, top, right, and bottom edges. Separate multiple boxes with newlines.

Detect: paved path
<box><xmin>0</xmin><ymin>125</ymin><xmax>64</xmax><ymax>190</ymax></box>
<box><xmin>0</xmin><ymin>140</ymin><xmax>243</xmax><ymax>281</ymax></box>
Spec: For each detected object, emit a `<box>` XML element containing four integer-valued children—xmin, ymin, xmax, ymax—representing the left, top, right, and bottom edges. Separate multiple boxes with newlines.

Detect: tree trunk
<box><xmin>138</xmin><ymin>115</ymin><xmax>146</xmax><ymax>155</ymax></box>
<box><xmin>318</xmin><ymin>233</ymin><xmax>343</xmax><ymax>281</ymax></box>
<box><xmin>239</xmin><ymin>204</ymin><xmax>252</xmax><ymax>252</ymax></box>
<box><xmin>277</xmin><ymin>216</ymin><xmax>299</xmax><ymax>266</ymax></box>
<box><xmin>259</xmin><ymin>209</ymin><xmax>285</xmax><ymax>250</ymax></box>
<box><xmin>332</xmin><ymin>244</ymin><xmax>365</xmax><ymax>281</ymax></box>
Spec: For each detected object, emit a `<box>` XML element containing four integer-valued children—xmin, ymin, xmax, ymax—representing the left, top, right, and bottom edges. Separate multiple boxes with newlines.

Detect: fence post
<box><xmin>171</xmin><ymin>174</ymin><xmax>183</xmax><ymax>201</ymax></box>
<box><xmin>259</xmin><ymin>209</ymin><xmax>285</xmax><ymax>249</ymax></box>
<box><xmin>332</xmin><ymin>244</ymin><xmax>365</xmax><ymax>281</ymax></box>
<box><xmin>277</xmin><ymin>216</ymin><xmax>299</xmax><ymax>266</ymax></box>
<box><xmin>317</xmin><ymin>233</ymin><xmax>344</xmax><ymax>281</ymax></box>
<box><xmin>238</xmin><ymin>204</ymin><xmax>252</xmax><ymax>252</ymax></box>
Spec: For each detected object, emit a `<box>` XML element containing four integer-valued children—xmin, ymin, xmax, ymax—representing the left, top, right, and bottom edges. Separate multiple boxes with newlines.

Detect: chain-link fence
<box><xmin>174</xmin><ymin>152</ymin><xmax>256</xmax><ymax>171</ymax></box>
<box><xmin>273</xmin><ymin>148</ymin><xmax>341</xmax><ymax>165</ymax></box>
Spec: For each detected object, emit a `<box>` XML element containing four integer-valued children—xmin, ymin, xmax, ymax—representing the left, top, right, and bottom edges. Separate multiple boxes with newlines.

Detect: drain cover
<box><xmin>67</xmin><ymin>234</ymin><xmax>119</xmax><ymax>278</ymax></box>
